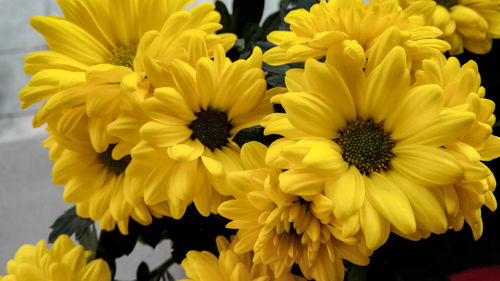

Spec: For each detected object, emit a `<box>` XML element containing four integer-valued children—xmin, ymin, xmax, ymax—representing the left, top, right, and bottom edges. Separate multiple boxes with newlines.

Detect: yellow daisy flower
<box><xmin>20</xmin><ymin>0</ymin><xmax>195</xmax><ymax>107</ymax></box>
<box><xmin>218</xmin><ymin>142</ymin><xmax>372</xmax><ymax>281</ymax></box>
<box><xmin>0</xmin><ymin>235</ymin><xmax>111</xmax><ymax>281</ymax></box>
<box><xmin>125</xmin><ymin>45</ymin><xmax>275</xmax><ymax>219</ymax></box>
<box><xmin>43</xmin><ymin>119</ymin><xmax>169</xmax><ymax>234</ymax></box>
<box><xmin>263</xmin><ymin>46</ymin><xmax>476</xmax><ymax>250</ymax></box>
<box><xmin>181</xmin><ymin>236</ymin><xmax>305</xmax><ymax>281</ymax></box>
<box><xmin>20</xmin><ymin>1</ymin><xmax>235</xmax><ymax>153</ymax></box>
<box><xmin>263</xmin><ymin>0</ymin><xmax>450</xmax><ymax>68</ymax></box>
<box><xmin>400</xmin><ymin>0</ymin><xmax>500</xmax><ymax>54</ymax></box>
<box><xmin>413</xmin><ymin>55</ymin><xmax>499</xmax><ymax>239</ymax></box>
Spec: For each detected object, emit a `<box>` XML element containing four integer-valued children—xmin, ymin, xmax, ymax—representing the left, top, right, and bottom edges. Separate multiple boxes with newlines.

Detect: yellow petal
<box><xmin>30</xmin><ymin>16</ymin><xmax>110</xmax><ymax>64</ymax></box>
<box><xmin>76</xmin><ymin>259</ymin><xmax>111</xmax><ymax>281</ymax></box>
<box><xmin>392</xmin><ymin>145</ymin><xmax>463</xmax><ymax>186</ymax></box>
<box><xmin>393</xmin><ymin>172</ymin><xmax>447</xmax><ymax>234</ymax></box>
<box><xmin>140</xmin><ymin>121</ymin><xmax>191</xmax><ymax>147</ymax></box>
<box><xmin>240</xmin><ymin>142</ymin><xmax>267</xmax><ymax>170</ymax></box>
<box><xmin>385</xmin><ymin>84</ymin><xmax>443</xmax><ymax>140</ymax></box>
<box><xmin>153</xmin><ymin>87</ymin><xmax>196</xmax><ymax>120</ymax></box>
<box><xmin>325</xmin><ymin>166</ymin><xmax>365</xmax><ymax>219</ymax></box>
<box><xmin>168</xmin><ymin>139</ymin><xmax>204</xmax><ymax>161</ymax></box>
<box><xmin>365</xmin><ymin>172</ymin><xmax>416</xmax><ymax>234</ymax></box>
<box><xmin>281</xmin><ymin>92</ymin><xmax>343</xmax><ymax>138</ymax></box>
<box><xmin>303</xmin><ymin>58</ymin><xmax>356</xmax><ymax>120</ymax></box>
<box><xmin>279</xmin><ymin>170</ymin><xmax>325</xmax><ymax>196</ymax></box>
<box><xmin>399</xmin><ymin>109</ymin><xmax>475</xmax><ymax>146</ymax></box>
<box><xmin>168</xmin><ymin>160</ymin><xmax>199</xmax><ymax>201</ymax></box>
<box><xmin>360</xmin><ymin>46</ymin><xmax>409</xmax><ymax>122</ymax></box>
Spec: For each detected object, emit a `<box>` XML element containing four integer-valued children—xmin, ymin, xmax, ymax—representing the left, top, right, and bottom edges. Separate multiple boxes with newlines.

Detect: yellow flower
<box><xmin>43</xmin><ymin>119</ymin><xmax>169</xmax><ymax>234</ymax></box>
<box><xmin>413</xmin><ymin>55</ymin><xmax>499</xmax><ymax>239</ymax></box>
<box><xmin>20</xmin><ymin>1</ymin><xmax>235</xmax><ymax>153</ymax></box>
<box><xmin>20</xmin><ymin>0</ymin><xmax>195</xmax><ymax>109</ymax></box>
<box><xmin>400</xmin><ymin>0</ymin><xmax>500</xmax><ymax>54</ymax></box>
<box><xmin>218</xmin><ymin>142</ymin><xmax>372</xmax><ymax>281</ymax></box>
<box><xmin>263</xmin><ymin>46</ymin><xmax>476</xmax><ymax>250</ymax></box>
<box><xmin>125</xmin><ymin>45</ymin><xmax>275</xmax><ymax>219</ymax></box>
<box><xmin>181</xmin><ymin>236</ymin><xmax>305</xmax><ymax>281</ymax></box>
<box><xmin>263</xmin><ymin>0</ymin><xmax>450</xmax><ymax>68</ymax></box>
<box><xmin>0</xmin><ymin>235</ymin><xmax>111</xmax><ymax>281</ymax></box>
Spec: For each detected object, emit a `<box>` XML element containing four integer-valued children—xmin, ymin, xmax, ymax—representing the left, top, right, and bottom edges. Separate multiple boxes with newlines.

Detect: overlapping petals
<box><xmin>264</xmin><ymin>46</ymin><xmax>477</xmax><ymax>249</ymax></box>
<box><xmin>0</xmin><ymin>235</ymin><xmax>111</xmax><ymax>281</ymax></box>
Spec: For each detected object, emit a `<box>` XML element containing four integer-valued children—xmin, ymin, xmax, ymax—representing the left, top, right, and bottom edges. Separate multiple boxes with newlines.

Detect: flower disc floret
<box><xmin>335</xmin><ymin>119</ymin><xmax>395</xmax><ymax>176</ymax></box>
<box><xmin>99</xmin><ymin>143</ymin><xmax>131</xmax><ymax>175</ymax></box>
<box><xmin>189</xmin><ymin>108</ymin><xmax>232</xmax><ymax>150</ymax></box>
<box><xmin>107</xmin><ymin>45</ymin><xmax>137</xmax><ymax>69</ymax></box>
<box><xmin>435</xmin><ymin>0</ymin><xmax>458</xmax><ymax>9</ymax></box>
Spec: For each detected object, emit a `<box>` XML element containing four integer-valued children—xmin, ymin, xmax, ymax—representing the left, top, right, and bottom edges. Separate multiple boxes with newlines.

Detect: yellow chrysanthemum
<box><xmin>400</xmin><ymin>0</ymin><xmax>500</xmax><ymax>54</ymax></box>
<box><xmin>218</xmin><ymin>142</ymin><xmax>372</xmax><ymax>281</ymax></box>
<box><xmin>263</xmin><ymin>0</ymin><xmax>450</xmax><ymax>68</ymax></box>
<box><xmin>124</xmin><ymin>45</ymin><xmax>275</xmax><ymax>219</ymax></box>
<box><xmin>263</xmin><ymin>46</ymin><xmax>477</xmax><ymax>250</ymax></box>
<box><xmin>0</xmin><ymin>235</ymin><xmax>111</xmax><ymax>281</ymax></box>
<box><xmin>19</xmin><ymin>1</ymin><xmax>235</xmax><ymax>153</ymax></box>
<box><xmin>43</xmin><ymin>119</ymin><xmax>169</xmax><ymax>234</ymax></box>
<box><xmin>20</xmin><ymin>0</ymin><xmax>195</xmax><ymax>108</ymax></box>
<box><xmin>181</xmin><ymin>236</ymin><xmax>305</xmax><ymax>281</ymax></box>
<box><xmin>412</xmin><ymin>55</ymin><xmax>499</xmax><ymax>239</ymax></box>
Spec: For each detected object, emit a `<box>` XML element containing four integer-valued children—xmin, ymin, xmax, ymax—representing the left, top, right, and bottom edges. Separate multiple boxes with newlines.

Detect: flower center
<box><xmin>99</xmin><ymin>144</ymin><xmax>131</xmax><ymax>175</ymax></box>
<box><xmin>334</xmin><ymin>118</ymin><xmax>394</xmax><ymax>176</ymax></box>
<box><xmin>108</xmin><ymin>45</ymin><xmax>137</xmax><ymax>69</ymax></box>
<box><xmin>189</xmin><ymin>108</ymin><xmax>232</xmax><ymax>151</ymax></box>
<box><xmin>435</xmin><ymin>0</ymin><xmax>458</xmax><ymax>9</ymax></box>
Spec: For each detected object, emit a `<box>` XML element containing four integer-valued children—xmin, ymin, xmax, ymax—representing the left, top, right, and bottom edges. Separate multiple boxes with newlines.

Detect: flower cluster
<box><xmin>9</xmin><ymin>0</ymin><xmax>500</xmax><ymax>280</ymax></box>
<box><xmin>0</xmin><ymin>235</ymin><xmax>110</xmax><ymax>281</ymax></box>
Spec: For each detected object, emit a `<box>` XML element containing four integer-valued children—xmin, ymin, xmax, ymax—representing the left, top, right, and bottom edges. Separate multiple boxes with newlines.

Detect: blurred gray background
<box><xmin>0</xmin><ymin>0</ymin><xmax>279</xmax><ymax>279</ymax></box>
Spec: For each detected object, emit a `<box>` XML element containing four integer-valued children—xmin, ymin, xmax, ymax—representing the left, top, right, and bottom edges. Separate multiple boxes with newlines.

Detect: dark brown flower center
<box><xmin>334</xmin><ymin>118</ymin><xmax>394</xmax><ymax>176</ymax></box>
<box><xmin>436</xmin><ymin>0</ymin><xmax>458</xmax><ymax>9</ymax></box>
<box><xmin>189</xmin><ymin>108</ymin><xmax>232</xmax><ymax>151</ymax></box>
<box><xmin>99</xmin><ymin>143</ymin><xmax>131</xmax><ymax>175</ymax></box>
<box><xmin>108</xmin><ymin>45</ymin><xmax>137</xmax><ymax>69</ymax></box>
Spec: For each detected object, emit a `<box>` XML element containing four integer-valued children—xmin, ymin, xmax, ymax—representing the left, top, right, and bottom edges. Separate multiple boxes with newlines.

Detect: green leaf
<box><xmin>215</xmin><ymin>1</ymin><xmax>232</xmax><ymax>33</ymax></box>
<box><xmin>48</xmin><ymin>206</ymin><xmax>97</xmax><ymax>251</ymax></box>
<box><xmin>95</xmin><ymin>226</ymin><xmax>138</xmax><ymax>259</ymax></box>
<box><xmin>233</xmin><ymin>125</ymin><xmax>282</xmax><ymax>147</ymax></box>
<box><xmin>263</xmin><ymin>63</ymin><xmax>291</xmax><ymax>76</ymax></box>
<box><xmin>232</xmin><ymin>0</ymin><xmax>265</xmax><ymax>37</ymax></box>
<box><xmin>261</xmin><ymin>11</ymin><xmax>283</xmax><ymax>37</ymax></box>
<box><xmin>266</xmin><ymin>74</ymin><xmax>286</xmax><ymax>88</ymax></box>
<box><xmin>344</xmin><ymin>261</ymin><xmax>367</xmax><ymax>281</ymax></box>
<box><xmin>136</xmin><ymin>262</ymin><xmax>150</xmax><ymax>281</ymax></box>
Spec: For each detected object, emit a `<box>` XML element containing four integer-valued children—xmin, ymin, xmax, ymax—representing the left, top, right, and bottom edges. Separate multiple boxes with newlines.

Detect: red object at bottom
<box><xmin>449</xmin><ymin>265</ymin><xmax>500</xmax><ymax>281</ymax></box>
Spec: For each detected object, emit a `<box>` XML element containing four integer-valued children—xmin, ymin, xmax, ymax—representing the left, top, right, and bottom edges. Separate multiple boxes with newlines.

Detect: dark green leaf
<box><xmin>262</xmin><ymin>63</ymin><xmax>291</xmax><ymax>76</ymax></box>
<box><xmin>266</xmin><ymin>74</ymin><xmax>286</xmax><ymax>88</ymax></box>
<box><xmin>48</xmin><ymin>206</ymin><xmax>97</xmax><ymax>251</ymax></box>
<box><xmin>242</xmin><ymin>23</ymin><xmax>264</xmax><ymax>46</ymax></box>
<box><xmin>233</xmin><ymin>125</ymin><xmax>282</xmax><ymax>147</ymax></box>
<box><xmin>255</xmin><ymin>41</ymin><xmax>276</xmax><ymax>53</ymax></box>
<box><xmin>165</xmin><ymin>271</ymin><xmax>175</xmax><ymax>281</ymax></box>
<box><xmin>136</xmin><ymin>262</ymin><xmax>150</xmax><ymax>281</ymax></box>
<box><xmin>95</xmin><ymin>226</ymin><xmax>138</xmax><ymax>259</ymax></box>
<box><xmin>293</xmin><ymin>0</ymin><xmax>317</xmax><ymax>9</ymax></box>
<box><xmin>232</xmin><ymin>0</ymin><xmax>265</xmax><ymax>37</ymax></box>
<box><xmin>261</xmin><ymin>11</ymin><xmax>283</xmax><ymax>37</ymax></box>
<box><xmin>344</xmin><ymin>261</ymin><xmax>367</xmax><ymax>281</ymax></box>
<box><xmin>215</xmin><ymin>1</ymin><xmax>232</xmax><ymax>33</ymax></box>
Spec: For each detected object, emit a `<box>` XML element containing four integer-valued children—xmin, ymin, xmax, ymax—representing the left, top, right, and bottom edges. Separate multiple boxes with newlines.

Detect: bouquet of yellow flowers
<box><xmin>4</xmin><ymin>0</ymin><xmax>500</xmax><ymax>280</ymax></box>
